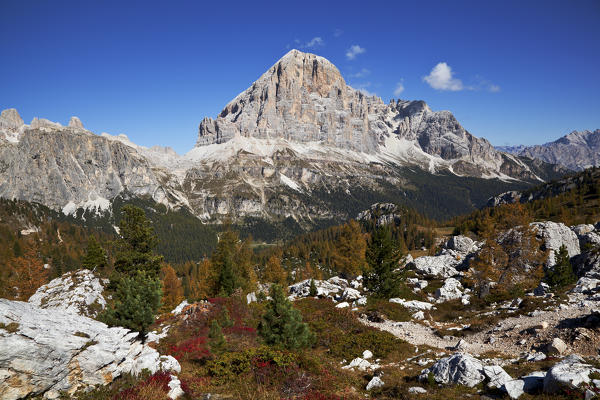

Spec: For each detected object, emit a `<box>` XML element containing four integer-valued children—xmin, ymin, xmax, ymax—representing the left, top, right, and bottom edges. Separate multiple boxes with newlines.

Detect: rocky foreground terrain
<box><xmin>2</xmin><ymin>216</ymin><xmax>600</xmax><ymax>399</ymax></box>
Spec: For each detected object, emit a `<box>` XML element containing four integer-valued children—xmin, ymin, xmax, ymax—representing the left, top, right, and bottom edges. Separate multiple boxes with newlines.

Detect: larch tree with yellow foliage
<box><xmin>330</xmin><ymin>220</ymin><xmax>367</xmax><ymax>278</ymax></box>
<box><xmin>8</xmin><ymin>248</ymin><xmax>49</xmax><ymax>300</ymax></box>
<box><xmin>263</xmin><ymin>255</ymin><xmax>288</xmax><ymax>286</ymax></box>
<box><xmin>161</xmin><ymin>264</ymin><xmax>184</xmax><ymax>312</ymax></box>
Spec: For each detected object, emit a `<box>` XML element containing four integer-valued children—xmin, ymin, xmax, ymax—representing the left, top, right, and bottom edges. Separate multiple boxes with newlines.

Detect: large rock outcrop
<box><xmin>195</xmin><ymin>50</ymin><xmax>542</xmax><ymax>181</ymax></box>
<box><xmin>543</xmin><ymin>354</ymin><xmax>600</xmax><ymax>394</ymax></box>
<box><xmin>28</xmin><ymin>269</ymin><xmax>107</xmax><ymax>318</ymax></box>
<box><xmin>0</xmin><ymin>299</ymin><xmax>180</xmax><ymax>399</ymax></box>
<box><xmin>531</xmin><ymin>221</ymin><xmax>581</xmax><ymax>266</ymax></box>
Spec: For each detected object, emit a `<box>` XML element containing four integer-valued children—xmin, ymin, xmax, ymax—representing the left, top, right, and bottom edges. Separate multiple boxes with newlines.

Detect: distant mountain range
<box><xmin>497</xmin><ymin>129</ymin><xmax>600</xmax><ymax>171</ymax></box>
<box><xmin>0</xmin><ymin>50</ymin><xmax>569</xmax><ymax>236</ymax></box>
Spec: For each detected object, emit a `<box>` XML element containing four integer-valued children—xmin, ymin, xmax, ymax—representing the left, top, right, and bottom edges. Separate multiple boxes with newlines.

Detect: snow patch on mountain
<box><xmin>62</xmin><ymin>195</ymin><xmax>111</xmax><ymax>216</ymax></box>
<box><xmin>280</xmin><ymin>173</ymin><xmax>302</xmax><ymax>192</ymax></box>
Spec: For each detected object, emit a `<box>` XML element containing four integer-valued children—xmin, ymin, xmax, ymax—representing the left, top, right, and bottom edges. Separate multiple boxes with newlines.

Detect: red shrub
<box><xmin>112</xmin><ymin>371</ymin><xmax>171</xmax><ymax>400</ymax></box>
<box><xmin>168</xmin><ymin>336</ymin><xmax>211</xmax><ymax>362</ymax></box>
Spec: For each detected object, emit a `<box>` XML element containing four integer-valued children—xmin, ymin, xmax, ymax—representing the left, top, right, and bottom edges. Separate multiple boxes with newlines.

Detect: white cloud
<box><xmin>288</xmin><ymin>37</ymin><xmax>325</xmax><ymax>50</ymax></box>
<box><xmin>393</xmin><ymin>81</ymin><xmax>405</xmax><ymax>96</ymax></box>
<box><xmin>346</xmin><ymin>45</ymin><xmax>366</xmax><ymax>60</ymax></box>
<box><xmin>302</xmin><ymin>37</ymin><xmax>324</xmax><ymax>48</ymax></box>
<box><xmin>348</xmin><ymin>68</ymin><xmax>370</xmax><ymax>78</ymax></box>
<box><xmin>351</xmin><ymin>82</ymin><xmax>376</xmax><ymax>96</ymax></box>
<box><xmin>350</xmin><ymin>82</ymin><xmax>377</xmax><ymax>96</ymax></box>
<box><xmin>334</xmin><ymin>29</ymin><xmax>343</xmax><ymax>37</ymax></box>
<box><xmin>469</xmin><ymin>76</ymin><xmax>501</xmax><ymax>92</ymax></box>
<box><xmin>423</xmin><ymin>62</ymin><xmax>464</xmax><ymax>91</ymax></box>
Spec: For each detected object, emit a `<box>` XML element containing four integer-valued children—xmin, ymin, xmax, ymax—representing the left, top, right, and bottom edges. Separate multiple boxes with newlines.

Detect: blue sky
<box><xmin>1</xmin><ymin>0</ymin><xmax>599</xmax><ymax>153</ymax></box>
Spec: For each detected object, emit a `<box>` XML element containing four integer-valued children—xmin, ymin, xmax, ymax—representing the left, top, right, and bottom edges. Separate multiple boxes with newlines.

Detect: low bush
<box><xmin>365</xmin><ymin>298</ymin><xmax>412</xmax><ymax>322</ymax></box>
<box><xmin>206</xmin><ymin>346</ymin><xmax>298</xmax><ymax>379</ymax></box>
<box><xmin>329</xmin><ymin>329</ymin><xmax>404</xmax><ymax>359</ymax></box>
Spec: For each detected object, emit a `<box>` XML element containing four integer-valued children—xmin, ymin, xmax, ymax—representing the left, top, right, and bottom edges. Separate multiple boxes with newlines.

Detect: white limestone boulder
<box><xmin>366</xmin><ymin>376</ymin><xmax>384</xmax><ymax>390</ymax></box>
<box><xmin>531</xmin><ymin>221</ymin><xmax>581</xmax><ymax>266</ymax></box>
<box><xmin>435</xmin><ymin>278</ymin><xmax>464</xmax><ymax>303</ymax></box>
<box><xmin>544</xmin><ymin>354</ymin><xmax>600</xmax><ymax>393</ymax></box>
<box><xmin>28</xmin><ymin>269</ymin><xmax>107</xmax><ymax>318</ymax></box>
<box><xmin>419</xmin><ymin>353</ymin><xmax>485</xmax><ymax>387</ymax></box>
<box><xmin>409</xmin><ymin>254</ymin><xmax>461</xmax><ymax>278</ymax></box>
<box><xmin>389</xmin><ymin>298</ymin><xmax>434</xmax><ymax>311</ymax></box>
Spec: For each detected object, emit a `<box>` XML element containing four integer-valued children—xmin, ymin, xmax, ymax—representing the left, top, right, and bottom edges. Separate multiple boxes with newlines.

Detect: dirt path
<box><xmin>362</xmin><ymin>295</ymin><xmax>596</xmax><ymax>357</ymax></box>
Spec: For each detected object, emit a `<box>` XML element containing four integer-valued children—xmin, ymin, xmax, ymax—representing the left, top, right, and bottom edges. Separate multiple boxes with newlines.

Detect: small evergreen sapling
<box><xmin>81</xmin><ymin>236</ymin><xmax>107</xmax><ymax>271</ymax></box>
<box><xmin>209</xmin><ymin>320</ymin><xmax>226</xmax><ymax>354</ymax></box>
<box><xmin>258</xmin><ymin>284</ymin><xmax>314</xmax><ymax>350</ymax></box>
<box><xmin>309</xmin><ymin>279</ymin><xmax>318</xmax><ymax>297</ymax></box>
<box><xmin>546</xmin><ymin>245</ymin><xmax>577</xmax><ymax>289</ymax></box>
<box><xmin>363</xmin><ymin>226</ymin><xmax>403</xmax><ymax>298</ymax></box>
<box><xmin>101</xmin><ymin>271</ymin><xmax>162</xmax><ymax>339</ymax></box>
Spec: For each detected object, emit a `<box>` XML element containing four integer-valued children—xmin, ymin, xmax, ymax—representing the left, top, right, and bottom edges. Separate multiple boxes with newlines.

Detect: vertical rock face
<box><xmin>68</xmin><ymin>116</ymin><xmax>84</xmax><ymax>130</ymax></box>
<box><xmin>0</xmin><ymin>109</ymin><xmax>25</xmax><ymax>143</ymax></box>
<box><xmin>197</xmin><ymin>49</ymin><xmax>387</xmax><ymax>153</ymax></box>
<box><xmin>0</xmin><ymin>109</ymin><xmax>24</xmax><ymax>130</ymax></box>
<box><xmin>0</xmin><ymin>122</ymin><xmax>183</xmax><ymax>212</ymax></box>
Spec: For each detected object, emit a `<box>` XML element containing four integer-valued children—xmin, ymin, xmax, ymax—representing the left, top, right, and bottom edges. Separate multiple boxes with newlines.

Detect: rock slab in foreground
<box><xmin>0</xmin><ymin>299</ymin><xmax>179</xmax><ymax>399</ymax></box>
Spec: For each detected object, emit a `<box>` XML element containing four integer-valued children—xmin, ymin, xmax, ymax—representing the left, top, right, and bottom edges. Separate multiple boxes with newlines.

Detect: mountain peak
<box><xmin>196</xmin><ymin>50</ymin><xmax>384</xmax><ymax>151</ymax></box>
<box><xmin>0</xmin><ymin>108</ymin><xmax>24</xmax><ymax>130</ymax></box>
<box><xmin>260</xmin><ymin>49</ymin><xmax>347</xmax><ymax>98</ymax></box>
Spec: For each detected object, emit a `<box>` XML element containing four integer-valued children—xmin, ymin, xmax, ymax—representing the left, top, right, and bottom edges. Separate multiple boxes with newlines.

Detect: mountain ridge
<box><xmin>0</xmin><ymin>50</ymin><xmax>569</xmax><ymax>232</ymax></box>
<box><xmin>497</xmin><ymin>129</ymin><xmax>600</xmax><ymax>171</ymax></box>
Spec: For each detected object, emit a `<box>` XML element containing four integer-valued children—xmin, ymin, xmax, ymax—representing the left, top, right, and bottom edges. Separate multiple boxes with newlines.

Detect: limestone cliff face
<box><xmin>197</xmin><ymin>49</ymin><xmax>388</xmax><ymax>153</ymax></box>
<box><xmin>0</xmin><ymin>110</ymin><xmax>183</xmax><ymax>213</ymax></box>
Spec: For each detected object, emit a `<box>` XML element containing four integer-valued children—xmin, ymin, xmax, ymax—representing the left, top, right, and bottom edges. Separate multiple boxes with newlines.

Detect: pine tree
<box><xmin>81</xmin><ymin>236</ymin><xmax>107</xmax><ymax>271</ymax></box>
<box><xmin>102</xmin><ymin>271</ymin><xmax>162</xmax><ymax>339</ymax></box>
<box><xmin>363</xmin><ymin>226</ymin><xmax>403</xmax><ymax>298</ymax></box>
<box><xmin>103</xmin><ymin>205</ymin><xmax>163</xmax><ymax>339</ymax></box>
<box><xmin>114</xmin><ymin>205</ymin><xmax>163</xmax><ymax>279</ymax></box>
<box><xmin>212</xmin><ymin>230</ymin><xmax>241</xmax><ymax>296</ymax></box>
<box><xmin>258</xmin><ymin>284</ymin><xmax>314</xmax><ymax>350</ymax></box>
<box><xmin>546</xmin><ymin>245</ymin><xmax>577</xmax><ymax>289</ymax></box>
<box><xmin>215</xmin><ymin>250</ymin><xmax>237</xmax><ymax>296</ymax></box>
<box><xmin>220</xmin><ymin>307</ymin><xmax>234</xmax><ymax>328</ymax></box>
<box><xmin>209</xmin><ymin>320</ymin><xmax>227</xmax><ymax>354</ymax></box>
<box><xmin>330</xmin><ymin>220</ymin><xmax>367</xmax><ymax>277</ymax></box>
<box><xmin>309</xmin><ymin>278</ymin><xmax>318</xmax><ymax>297</ymax></box>
<box><xmin>188</xmin><ymin>259</ymin><xmax>213</xmax><ymax>301</ymax></box>
<box><xmin>8</xmin><ymin>248</ymin><xmax>49</xmax><ymax>300</ymax></box>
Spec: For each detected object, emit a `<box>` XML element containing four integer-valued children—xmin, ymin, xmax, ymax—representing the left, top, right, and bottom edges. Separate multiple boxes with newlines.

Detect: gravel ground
<box><xmin>361</xmin><ymin>293</ymin><xmax>599</xmax><ymax>357</ymax></box>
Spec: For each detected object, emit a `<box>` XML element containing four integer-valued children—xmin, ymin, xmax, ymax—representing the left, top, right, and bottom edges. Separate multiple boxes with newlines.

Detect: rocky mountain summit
<box><xmin>196</xmin><ymin>49</ymin><xmax>540</xmax><ymax>180</ymax></box>
<box><xmin>498</xmin><ymin>129</ymin><xmax>600</xmax><ymax>171</ymax></box>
